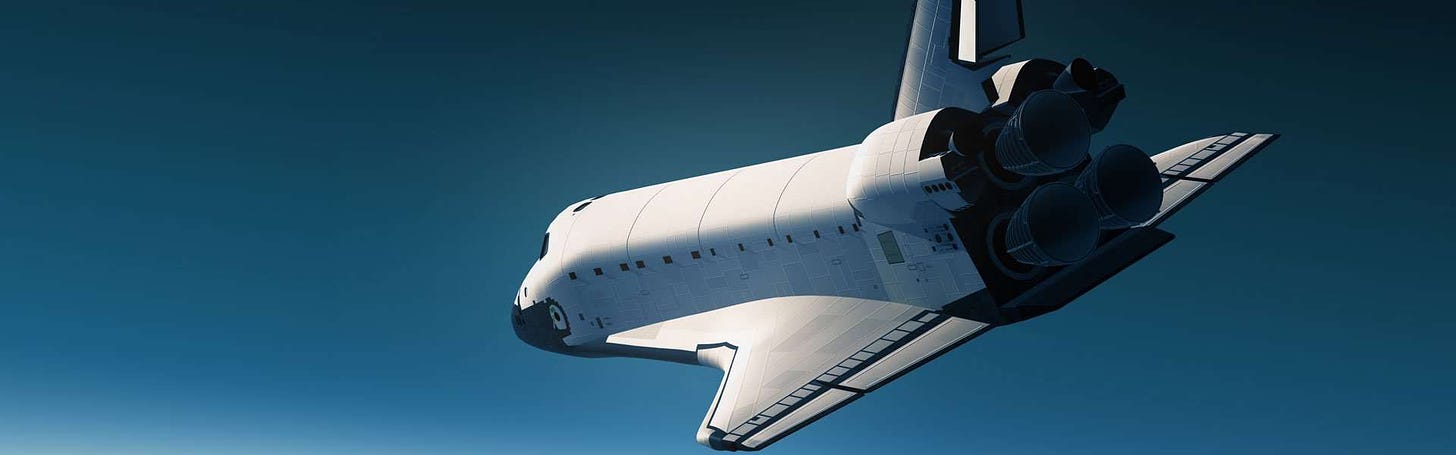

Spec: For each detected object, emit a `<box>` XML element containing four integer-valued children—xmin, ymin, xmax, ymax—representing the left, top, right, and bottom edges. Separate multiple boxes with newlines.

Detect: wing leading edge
<box><xmin>607</xmin><ymin>296</ymin><xmax>991</xmax><ymax>451</ymax></box>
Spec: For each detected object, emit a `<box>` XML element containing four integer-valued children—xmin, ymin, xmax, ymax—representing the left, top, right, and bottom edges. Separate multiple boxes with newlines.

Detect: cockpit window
<box><xmin>539</xmin><ymin>233</ymin><xmax>550</xmax><ymax>259</ymax></box>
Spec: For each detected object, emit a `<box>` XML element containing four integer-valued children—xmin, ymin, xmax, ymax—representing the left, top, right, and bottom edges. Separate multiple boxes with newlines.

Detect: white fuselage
<box><xmin>517</xmin><ymin>126</ymin><xmax>991</xmax><ymax>355</ymax></box>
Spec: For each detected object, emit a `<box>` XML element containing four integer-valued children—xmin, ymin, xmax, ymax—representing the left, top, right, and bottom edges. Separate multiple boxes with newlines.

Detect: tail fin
<box><xmin>895</xmin><ymin>0</ymin><xmax>1026</xmax><ymax>119</ymax></box>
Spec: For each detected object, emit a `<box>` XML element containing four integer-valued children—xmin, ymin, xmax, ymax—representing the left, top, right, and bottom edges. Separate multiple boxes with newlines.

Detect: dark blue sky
<box><xmin>0</xmin><ymin>1</ymin><xmax>1452</xmax><ymax>453</ymax></box>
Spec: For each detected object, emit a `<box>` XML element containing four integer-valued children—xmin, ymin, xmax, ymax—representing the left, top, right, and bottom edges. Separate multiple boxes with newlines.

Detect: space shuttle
<box><xmin>512</xmin><ymin>0</ymin><xmax>1278</xmax><ymax>450</ymax></box>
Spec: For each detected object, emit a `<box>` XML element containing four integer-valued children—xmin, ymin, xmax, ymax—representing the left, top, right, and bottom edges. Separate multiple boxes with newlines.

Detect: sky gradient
<box><xmin>0</xmin><ymin>1</ymin><xmax>1453</xmax><ymax>453</ymax></box>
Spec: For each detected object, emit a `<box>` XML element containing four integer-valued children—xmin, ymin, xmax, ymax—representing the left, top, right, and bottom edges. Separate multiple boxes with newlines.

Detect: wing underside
<box><xmin>607</xmin><ymin>296</ymin><xmax>990</xmax><ymax>451</ymax></box>
<box><xmin>1143</xmin><ymin>132</ymin><xmax>1280</xmax><ymax>227</ymax></box>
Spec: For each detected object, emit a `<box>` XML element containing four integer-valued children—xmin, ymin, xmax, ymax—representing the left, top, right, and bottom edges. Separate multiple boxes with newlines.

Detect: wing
<box><xmin>607</xmin><ymin>296</ymin><xmax>991</xmax><ymax>451</ymax></box>
<box><xmin>896</xmin><ymin>0</ymin><xmax>1026</xmax><ymax>119</ymax></box>
<box><xmin>1142</xmin><ymin>132</ymin><xmax>1281</xmax><ymax>227</ymax></box>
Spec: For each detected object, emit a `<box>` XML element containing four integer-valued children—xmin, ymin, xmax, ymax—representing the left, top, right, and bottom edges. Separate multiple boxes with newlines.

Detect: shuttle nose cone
<box><xmin>511</xmin><ymin>298</ymin><xmax>570</xmax><ymax>353</ymax></box>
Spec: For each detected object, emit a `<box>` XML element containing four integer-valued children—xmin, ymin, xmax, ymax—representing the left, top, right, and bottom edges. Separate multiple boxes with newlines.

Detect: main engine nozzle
<box><xmin>1003</xmin><ymin>183</ymin><xmax>1101</xmax><ymax>266</ymax></box>
<box><xmin>1053</xmin><ymin>57</ymin><xmax>1099</xmax><ymax>92</ymax></box>
<box><xmin>994</xmin><ymin>90</ymin><xmax>1093</xmax><ymax>176</ymax></box>
<box><xmin>1052</xmin><ymin>58</ymin><xmax>1125</xmax><ymax>132</ymax></box>
<box><xmin>1075</xmin><ymin>144</ymin><xmax>1163</xmax><ymax>228</ymax></box>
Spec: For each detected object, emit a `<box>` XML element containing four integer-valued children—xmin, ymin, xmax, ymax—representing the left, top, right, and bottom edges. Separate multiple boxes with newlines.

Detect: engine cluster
<box><xmin>848</xmin><ymin>58</ymin><xmax>1162</xmax><ymax>280</ymax></box>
